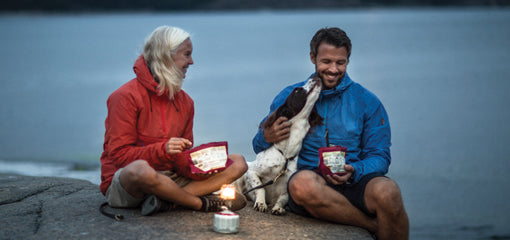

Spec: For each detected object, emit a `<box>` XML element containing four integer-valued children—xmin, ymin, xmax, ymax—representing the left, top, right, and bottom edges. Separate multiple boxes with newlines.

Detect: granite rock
<box><xmin>0</xmin><ymin>174</ymin><xmax>373</xmax><ymax>240</ymax></box>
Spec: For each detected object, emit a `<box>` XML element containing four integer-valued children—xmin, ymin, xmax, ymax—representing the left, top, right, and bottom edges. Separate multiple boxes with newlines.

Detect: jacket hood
<box><xmin>319</xmin><ymin>73</ymin><xmax>354</xmax><ymax>98</ymax></box>
<box><xmin>133</xmin><ymin>55</ymin><xmax>160</xmax><ymax>94</ymax></box>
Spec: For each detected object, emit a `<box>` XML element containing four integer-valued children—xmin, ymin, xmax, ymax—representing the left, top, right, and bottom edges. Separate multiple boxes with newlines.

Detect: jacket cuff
<box><xmin>252</xmin><ymin>129</ymin><xmax>272</xmax><ymax>154</ymax></box>
<box><xmin>349</xmin><ymin>162</ymin><xmax>363</xmax><ymax>184</ymax></box>
<box><xmin>160</xmin><ymin>142</ymin><xmax>173</xmax><ymax>161</ymax></box>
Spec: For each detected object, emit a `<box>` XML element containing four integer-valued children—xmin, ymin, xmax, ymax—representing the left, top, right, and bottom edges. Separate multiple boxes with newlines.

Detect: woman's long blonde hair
<box><xmin>143</xmin><ymin>26</ymin><xmax>190</xmax><ymax>99</ymax></box>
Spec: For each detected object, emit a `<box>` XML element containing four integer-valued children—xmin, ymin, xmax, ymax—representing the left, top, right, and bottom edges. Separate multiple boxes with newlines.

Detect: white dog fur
<box><xmin>235</xmin><ymin>75</ymin><xmax>322</xmax><ymax>215</ymax></box>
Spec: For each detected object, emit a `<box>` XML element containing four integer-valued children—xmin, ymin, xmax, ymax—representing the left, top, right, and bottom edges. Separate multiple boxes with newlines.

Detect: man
<box><xmin>252</xmin><ymin>27</ymin><xmax>409</xmax><ymax>239</ymax></box>
<box><xmin>100</xmin><ymin>26</ymin><xmax>247</xmax><ymax>216</ymax></box>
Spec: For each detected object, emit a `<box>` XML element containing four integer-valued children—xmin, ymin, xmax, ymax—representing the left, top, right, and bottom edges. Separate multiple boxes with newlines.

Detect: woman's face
<box><xmin>171</xmin><ymin>38</ymin><xmax>194</xmax><ymax>78</ymax></box>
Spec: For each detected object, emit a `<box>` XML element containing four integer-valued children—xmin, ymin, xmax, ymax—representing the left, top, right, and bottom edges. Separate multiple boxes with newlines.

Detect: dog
<box><xmin>235</xmin><ymin>74</ymin><xmax>322</xmax><ymax>215</ymax></box>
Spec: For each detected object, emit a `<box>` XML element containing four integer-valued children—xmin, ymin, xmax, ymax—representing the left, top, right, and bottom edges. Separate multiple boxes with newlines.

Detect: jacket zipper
<box><xmin>160</xmin><ymin>102</ymin><xmax>167</xmax><ymax>133</ymax></box>
<box><xmin>324</xmin><ymin>99</ymin><xmax>330</xmax><ymax>147</ymax></box>
<box><xmin>171</xmin><ymin>100</ymin><xmax>179</xmax><ymax>112</ymax></box>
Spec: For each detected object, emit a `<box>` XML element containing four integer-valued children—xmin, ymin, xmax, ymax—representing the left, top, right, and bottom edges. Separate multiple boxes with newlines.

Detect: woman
<box><xmin>100</xmin><ymin>26</ymin><xmax>247</xmax><ymax>215</ymax></box>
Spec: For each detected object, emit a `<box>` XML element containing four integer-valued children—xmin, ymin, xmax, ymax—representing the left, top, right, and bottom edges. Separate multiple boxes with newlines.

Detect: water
<box><xmin>1</xmin><ymin>8</ymin><xmax>510</xmax><ymax>239</ymax></box>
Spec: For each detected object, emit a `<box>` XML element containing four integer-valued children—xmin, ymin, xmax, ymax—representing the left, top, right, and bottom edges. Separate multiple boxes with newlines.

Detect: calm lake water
<box><xmin>1</xmin><ymin>8</ymin><xmax>509</xmax><ymax>239</ymax></box>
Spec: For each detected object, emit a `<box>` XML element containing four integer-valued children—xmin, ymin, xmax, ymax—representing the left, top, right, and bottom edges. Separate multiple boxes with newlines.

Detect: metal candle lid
<box><xmin>213</xmin><ymin>206</ymin><xmax>239</xmax><ymax>234</ymax></box>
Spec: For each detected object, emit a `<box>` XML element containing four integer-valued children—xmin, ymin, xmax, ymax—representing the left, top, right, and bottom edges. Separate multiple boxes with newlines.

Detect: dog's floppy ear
<box><xmin>285</xmin><ymin>88</ymin><xmax>307</xmax><ymax>115</ymax></box>
<box><xmin>308</xmin><ymin>106</ymin><xmax>323</xmax><ymax>130</ymax></box>
<box><xmin>263</xmin><ymin>104</ymin><xmax>290</xmax><ymax>129</ymax></box>
<box><xmin>263</xmin><ymin>109</ymin><xmax>279</xmax><ymax>130</ymax></box>
<box><xmin>262</xmin><ymin>87</ymin><xmax>306</xmax><ymax>130</ymax></box>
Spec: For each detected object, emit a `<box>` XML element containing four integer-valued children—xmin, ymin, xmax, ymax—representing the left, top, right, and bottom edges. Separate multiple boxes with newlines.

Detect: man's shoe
<box><xmin>141</xmin><ymin>195</ymin><xmax>170</xmax><ymax>216</ymax></box>
<box><xmin>199</xmin><ymin>192</ymin><xmax>247</xmax><ymax>212</ymax></box>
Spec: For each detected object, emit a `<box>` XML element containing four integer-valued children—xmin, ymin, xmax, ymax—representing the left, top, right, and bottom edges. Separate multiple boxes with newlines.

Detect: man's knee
<box><xmin>289</xmin><ymin>171</ymin><xmax>322</xmax><ymax>205</ymax></box>
<box><xmin>366</xmin><ymin>177</ymin><xmax>404</xmax><ymax>212</ymax></box>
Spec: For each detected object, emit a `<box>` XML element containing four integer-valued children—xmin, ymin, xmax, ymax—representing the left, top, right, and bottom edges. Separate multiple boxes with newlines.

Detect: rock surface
<box><xmin>0</xmin><ymin>174</ymin><xmax>373</xmax><ymax>240</ymax></box>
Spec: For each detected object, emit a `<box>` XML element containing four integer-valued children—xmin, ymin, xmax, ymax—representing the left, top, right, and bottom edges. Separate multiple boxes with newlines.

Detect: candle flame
<box><xmin>220</xmin><ymin>184</ymin><xmax>236</xmax><ymax>200</ymax></box>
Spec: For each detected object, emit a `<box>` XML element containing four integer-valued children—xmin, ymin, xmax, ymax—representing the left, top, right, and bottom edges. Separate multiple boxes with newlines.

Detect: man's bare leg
<box><xmin>364</xmin><ymin>177</ymin><xmax>409</xmax><ymax>240</ymax></box>
<box><xmin>288</xmin><ymin>170</ymin><xmax>377</xmax><ymax>233</ymax></box>
<box><xmin>289</xmin><ymin>170</ymin><xmax>409</xmax><ymax>240</ymax></box>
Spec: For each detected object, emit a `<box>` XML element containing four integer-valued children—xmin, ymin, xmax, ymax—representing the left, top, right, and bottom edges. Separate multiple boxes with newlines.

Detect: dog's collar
<box><xmin>272</xmin><ymin>147</ymin><xmax>295</xmax><ymax>183</ymax></box>
<box><xmin>275</xmin><ymin>147</ymin><xmax>297</xmax><ymax>163</ymax></box>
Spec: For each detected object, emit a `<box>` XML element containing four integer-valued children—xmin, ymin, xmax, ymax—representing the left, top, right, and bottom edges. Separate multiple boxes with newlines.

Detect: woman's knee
<box><xmin>228</xmin><ymin>153</ymin><xmax>248</xmax><ymax>176</ymax></box>
<box><xmin>121</xmin><ymin>160</ymin><xmax>159</xmax><ymax>186</ymax></box>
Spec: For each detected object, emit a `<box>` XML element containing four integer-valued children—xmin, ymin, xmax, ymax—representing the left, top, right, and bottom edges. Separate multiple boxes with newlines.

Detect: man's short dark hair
<box><xmin>310</xmin><ymin>27</ymin><xmax>352</xmax><ymax>59</ymax></box>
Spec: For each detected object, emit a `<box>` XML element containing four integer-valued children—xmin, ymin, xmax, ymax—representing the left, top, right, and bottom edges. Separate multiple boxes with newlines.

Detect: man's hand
<box><xmin>263</xmin><ymin>116</ymin><xmax>291</xmax><ymax>143</ymax></box>
<box><xmin>165</xmin><ymin>137</ymin><xmax>192</xmax><ymax>155</ymax></box>
<box><xmin>325</xmin><ymin>164</ymin><xmax>354</xmax><ymax>185</ymax></box>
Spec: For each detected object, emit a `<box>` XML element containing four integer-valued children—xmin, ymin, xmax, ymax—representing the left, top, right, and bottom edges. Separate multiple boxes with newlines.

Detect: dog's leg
<box><xmin>271</xmin><ymin>159</ymin><xmax>297</xmax><ymax>215</ymax></box>
<box><xmin>271</xmin><ymin>193</ymin><xmax>288</xmax><ymax>215</ymax></box>
<box><xmin>268</xmin><ymin>177</ymin><xmax>289</xmax><ymax>215</ymax></box>
<box><xmin>245</xmin><ymin>169</ymin><xmax>268</xmax><ymax>212</ymax></box>
<box><xmin>253</xmin><ymin>189</ymin><xmax>268</xmax><ymax>212</ymax></box>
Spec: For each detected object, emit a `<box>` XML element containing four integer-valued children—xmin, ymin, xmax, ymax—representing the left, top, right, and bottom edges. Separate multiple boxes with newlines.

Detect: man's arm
<box><xmin>253</xmin><ymin>121</ymin><xmax>272</xmax><ymax>154</ymax></box>
<box><xmin>350</xmin><ymin>101</ymin><xmax>391</xmax><ymax>183</ymax></box>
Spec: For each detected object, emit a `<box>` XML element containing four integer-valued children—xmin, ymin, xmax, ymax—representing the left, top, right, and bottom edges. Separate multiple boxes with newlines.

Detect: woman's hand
<box><xmin>194</xmin><ymin>169</ymin><xmax>221</xmax><ymax>179</ymax></box>
<box><xmin>165</xmin><ymin>137</ymin><xmax>192</xmax><ymax>155</ymax></box>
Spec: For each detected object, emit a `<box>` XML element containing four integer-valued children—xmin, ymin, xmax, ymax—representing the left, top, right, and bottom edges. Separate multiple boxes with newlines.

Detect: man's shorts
<box><xmin>287</xmin><ymin>170</ymin><xmax>385</xmax><ymax>218</ymax></box>
<box><xmin>105</xmin><ymin>168</ymin><xmax>191</xmax><ymax>208</ymax></box>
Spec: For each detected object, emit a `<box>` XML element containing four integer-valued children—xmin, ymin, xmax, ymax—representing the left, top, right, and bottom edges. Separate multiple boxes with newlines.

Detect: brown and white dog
<box><xmin>235</xmin><ymin>75</ymin><xmax>322</xmax><ymax>215</ymax></box>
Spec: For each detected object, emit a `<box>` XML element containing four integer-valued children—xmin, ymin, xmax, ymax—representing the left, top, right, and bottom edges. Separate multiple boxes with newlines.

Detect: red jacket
<box><xmin>100</xmin><ymin>55</ymin><xmax>194</xmax><ymax>195</ymax></box>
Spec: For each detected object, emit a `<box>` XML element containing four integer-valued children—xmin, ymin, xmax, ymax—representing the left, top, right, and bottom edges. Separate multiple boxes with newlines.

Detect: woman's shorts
<box><xmin>105</xmin><ymin>168</ymin><xmax>191</xmax><ymax>208</ymax></box>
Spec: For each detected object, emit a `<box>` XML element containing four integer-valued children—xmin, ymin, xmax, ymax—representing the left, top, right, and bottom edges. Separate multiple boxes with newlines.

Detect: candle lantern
<box><xmin>213</xmin><ymin>184</ymin><xmax>239</xmax><ymax>233</ymax></box>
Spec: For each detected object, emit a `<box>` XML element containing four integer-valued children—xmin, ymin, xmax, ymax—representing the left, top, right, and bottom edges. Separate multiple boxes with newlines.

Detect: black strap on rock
<box><xmin>243</xmin><ymin>148</ymin><xmax>294</xmax><ymax>195</ymax></box>
<box><xmin>99</xmin><ymin>202</ymin><xmax>124</xmax><ymax>221</ymax></box>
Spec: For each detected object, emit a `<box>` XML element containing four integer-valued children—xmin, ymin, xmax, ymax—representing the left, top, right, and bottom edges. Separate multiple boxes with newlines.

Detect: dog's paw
<box><xmin>271</xmin><ymin>206</ymin><xmax>286</xmax><ymax>215</ymax></box>
<box><xmin>253</xmin><ymin>201</ymin><xmax>268</xmax><ymax>212</ymax></box>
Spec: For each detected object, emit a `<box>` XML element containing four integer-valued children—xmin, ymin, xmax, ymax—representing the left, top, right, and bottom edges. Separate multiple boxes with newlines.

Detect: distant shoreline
<box><xmin>1</xmin><ymin>0</ymin><xmax>508</xmax><ymax>13</ymax></box>
<box><xmin>0</xmin><ymin>160</ymin><xmax>100</xmax><ymax>185</ymax></box>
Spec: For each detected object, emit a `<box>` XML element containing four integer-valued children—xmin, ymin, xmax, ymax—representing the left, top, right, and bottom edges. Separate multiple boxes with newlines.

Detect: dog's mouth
<box><xmin>302</xmin><ymin>74</ymin><xmax>322</xmax><ymax>95</ymax></box>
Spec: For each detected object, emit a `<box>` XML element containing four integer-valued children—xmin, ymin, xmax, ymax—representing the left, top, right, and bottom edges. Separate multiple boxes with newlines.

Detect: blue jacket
<box><xmin>252</xmin><ymin>73</ymin><xmax>391</xmax><ymax>183</ymax></box>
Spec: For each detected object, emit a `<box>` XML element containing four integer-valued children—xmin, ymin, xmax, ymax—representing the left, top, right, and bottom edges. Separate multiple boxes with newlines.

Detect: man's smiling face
<box><xmin>310</xmin><ymin>43</ymin><xmax>349</xmax><ymax>89</ymax></box>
